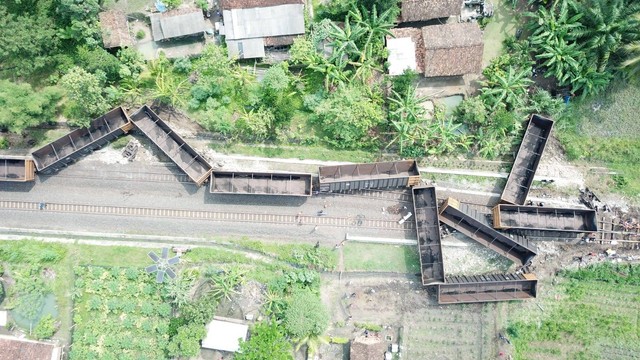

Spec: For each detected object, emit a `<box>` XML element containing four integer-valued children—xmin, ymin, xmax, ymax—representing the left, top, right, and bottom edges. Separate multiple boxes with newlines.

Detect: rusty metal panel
<box><xmin>501</xmin><ymin>114</ymin><xmax>554</xmax><ymax>205</ymax></box>
<box><xmin>31</xmin><ymin>107</ymin><xmax>132</xmax><ymax>172</ymax></box>
<box><xmin>439</xmin><ymin>197</ymin><xmax>537</xmax><ymax>266</ymax></box>
<box><xmin>437</xmin><ymin>273</ymin><xmax>537</xmax><ymax>304</ymax></box>
<box><xmin>210</xmin><ymin>171</ymin><xmax>313</xmax><ymax>196</ymax></box>
<box><xmin>318</xmin><ymin>160</ymin><xmax>419</xmax><ymax>192</ymax></box>
<box><xmin>494</xmin><ymin>204</ymin><xmax>598</xmax><ymax>232</ymax></box>
<box><xmin>130</xmin><ymin>106</ymin><xmax>212</xmax><ymax>186</ymax></box>
<box><xmin>0</xmin><ymin>156</ymin><xmax>35</xmax><ymax>182</ymax></box>
<box><xmin>412</xmin><ymin>186</ymin><xmax>445</xmax><ymax>284</ymax></box>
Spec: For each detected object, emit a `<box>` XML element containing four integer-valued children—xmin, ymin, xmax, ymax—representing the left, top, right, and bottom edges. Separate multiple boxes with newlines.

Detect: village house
<box><xmin>98</xmin><ymin>10</ymin><xmax>133</xmax><ymax>49</ymax></box>
<box><xmin>0</xmin><ymin>334</ymin><xmax>63</xmax><ymax>360</ymax></box>
<box><xmin>399</xmin><ymin>0</ymin><xmax>464</xmax><ymax>23</ymax></box>
<box><xmin>149</xmin><ymin>7</ymin><xmax>209</xmax><ymax>42</ymax></box>
<box><xmin>387</xmin><ymin>22</ymin><xmax>483</xmax><ymax>77</ymax></box>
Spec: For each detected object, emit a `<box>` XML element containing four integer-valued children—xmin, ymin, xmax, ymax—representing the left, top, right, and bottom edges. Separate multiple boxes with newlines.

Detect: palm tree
<box><xmin>535</xmin><ymin>37</ymin><xmax>582</xmax><ymax>84</ymax></box>
<box><xmin>386</xmin><ymin>87</ymin><xmax>428</xmax><ymax>154</ymax></box>
<box><xmin>571</xmin><ymin>0</ymin><xmax>640</xmax><ymax>72</ymax></box>
<box><xmin>621</xmin><ymin>41</ymin><xmax>640</xmax><ymax>77</ymax></box>
<box><xmin>481</xmin><ymin>66</ymin><xmax>533</xmax><ymax>111</ymax></box>
<box><xmin>294</xmin><ymin>334</ymin><xmax>330</xmax><ymax>359</ymax></box>
<box><xmin>349</xmin><ymin>5</ymin><xmax>395</xmax><ymax>62</ymax></box>
<box><xmin>570</xmin><ymin>61</ymin><xmax>613</xmax><ymax>97</ymax></box>
<box><xmin>526</xmin><ymin>0</ymin><xmax>582</xmax><ymax>47</ymax></box>
<box><xmin>153</xmin><ymin>66</ymin><xmax>189</xmax><ymax>108</ymax></box>
<box><xmin>328</xmin><ymin>17</ymin><xmax>366</xmax><ymax>61</ymax></box>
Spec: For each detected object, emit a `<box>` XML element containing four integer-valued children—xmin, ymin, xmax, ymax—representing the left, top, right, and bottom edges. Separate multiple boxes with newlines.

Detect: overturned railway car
<box><xmin>437</xmin><ymin>273</ymin><xmax>538</xmax><ymax>304</ymax></box>
<box><xmin>210</xmin><ymin>171</ymin><xmax>313</xmax><ymax>196</ymax></box>
<box><xmin>439</xmin><ymin>198</ymin><xmax>537</xmax><ymax>266</ymax></box>
<box><xmin>130</xmin><ymin>106</ymin><xmax>212</xmax><ymax>186</ymax></box>
<box><xmin>412</xmin><ymin>186</ymin><xmax>445</xmax><ymax>284</ymax></box>
<box><xmin>318</xmin><ymin>160</ymin><xmax>420</xmax><ymax>193</ymax></box>
<box><xmin>493</xmin><ymin>204</ymin><xmax>598</xmax><ymax>233</ymax></box>
<box><xmin>501</xmin><ymin>114</ymin><xmax>554</xmax><ymax>205</ymax></box>
<box><xmin>0</xmin><ymin>156</ymin><xmax>35</xmax><ymax>182</ymax></box>
<box><xmin>31</xmin><ymin>107</ymin><xmax>132</xmax><ymax>173</ymax></box>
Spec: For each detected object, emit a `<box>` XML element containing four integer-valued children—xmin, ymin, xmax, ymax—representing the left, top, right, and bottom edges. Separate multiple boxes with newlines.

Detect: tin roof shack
<box><xmin>412</xmin><ymin>186</ymin><xmax>445</xmax><ymax>284</ymax></box>
<box><xmin>438</xmin><ymin>273</ymin><xmax>538</xmax><ymax>304</ymax></box>
<box><xmin>493</xmin><ymin>204</ymin><xmax>598</xmax><ymax>233</ymax></box>
<box><xmin>0</xmin><ymin>156</ymin><xmax>35</xmax><ymax>182</ymax></box>
<box><xmin>210</xmin><ymin>171</ymin><xmax>313</xmax><ymax>196</ymax></box>
<box><xmin>220</xmin><ymin>0</ymin><xmax>305</xmax><ymax>59</ymax></box>
<box><xmin>98</xmin><ymin>10</ymin><xmax>133</xmax><ymax>48</ymax></box>
<box><xmin>31</xmin><ymin>107</ymin><xmax>133</xmax><ymax>173</ymax></box>
<box><xmin>201</xmin><ymin>317</ymin><xmax>248</xmax><ymax>353</ymax></box>
<box><xmin>439</xmin><ymin>198</ymin><xmax>537</xmax><ymax>266</ymax></box>
<box><xmin>318</xmin><ymin>160</ymin><xmax>420</xmax><ymax>193</ymax></box>
<box><xmin>0</xmin><ymin>334</ymin><xmax>63</xmax><ymax>360</ymax></box>
<box><xmin>130</xmin><ymin>106</ymin><xmax>212</xmax><ymax>185</ymax></box>
<box><xmin>350</xmin><ymin>334</ymin><xmax>386</xmax><ymax>360</ymax></box>
<box><xmin>387</xmin><ymin>23</ymin><xmax>483</xmax><ymax>77</ymax></box>
<box><xmin>399</xmin><ymin>0</ymin><xmax>464</xmax><ymax>23</ymax></box>
<box><xmin>501</xmin><ymin>114</ymin><xmax>554</xmax><ymax>205</ymax></box>
<box><xmin>150</xmin><ymin>8</ymin><xmax>207</xmax><ymax>41</ymax></box>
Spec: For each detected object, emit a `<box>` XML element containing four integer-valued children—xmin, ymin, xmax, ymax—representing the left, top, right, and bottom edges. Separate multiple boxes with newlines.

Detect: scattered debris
<box><xmin>121</xmin><ymin>140</ymin><xmax>139</xmax><ymax>161</ymax></box>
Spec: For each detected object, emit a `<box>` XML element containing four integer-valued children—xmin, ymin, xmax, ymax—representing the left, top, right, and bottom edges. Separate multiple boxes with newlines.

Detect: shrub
<box><xmin>135</xmin><ymin>30</ymin><xmax>145</xmax><ymax>40</ymax></box>
<box><xmin>33</xmin><ymin>314</ymin><xmax>56</xmax><ymax>339</ymax></box>
<box><xmin>283</xmin><ymin>289</ymin><xmax>329</xmax><ymax>338</ymax></box>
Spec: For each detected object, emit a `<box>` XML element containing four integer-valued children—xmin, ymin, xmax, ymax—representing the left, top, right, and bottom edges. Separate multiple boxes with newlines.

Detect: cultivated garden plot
<box><xmin>69</xmin><ymin>266</ymin><xmax>172</xmax><ymax>360</ymax></box>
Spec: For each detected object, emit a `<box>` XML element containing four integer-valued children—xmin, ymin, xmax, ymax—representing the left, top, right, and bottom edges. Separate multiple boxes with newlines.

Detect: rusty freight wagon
<box><xmin>31</xmin><ymin>107</ymin><xmax>133</xmax><ymax>173</ymax></box>
<box><xmin>210</xmin><ymin>171</ymin><xmax>313</xmax><ymax>196</ymax></box>
<box><xmin>0</xmin><ymin>156</ymin><xmax>35</xmax><ymax>182</ymax></box>
<box><xmin>412</xmin><ymin>186</ymin><xmax>445</xmax><ymax>284</ymax></box>
<box><xmin>493</xmin><ymin>204</ymin><xmax>598</xmax><ymax>233</ymax></box>
<box><xmin>318</xmin><ymin>160</ymin><xmax>420</xmax><ymax>193</ymax></box>
<box><xmin>439</xmin><ymin>198</ymin><xmax>537</xmax><ymax>266</ymax></box>
<box><xmin>501</xmin><ymin>114</ymin><xmax>554</xmax><ymax>205</ymax></box>
<box><xmin>130</xmin><ymin>106</ymin><xmax>212</xmax><ymax>186</ymax></box>
<box><xmin>437</xmin><ymin>273</ymin><xmax>538</xmax><ymax>304</ymax></box>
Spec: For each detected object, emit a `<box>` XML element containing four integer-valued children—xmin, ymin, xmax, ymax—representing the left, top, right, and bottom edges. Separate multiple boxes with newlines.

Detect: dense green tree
<box><xmin>0</xmin><ymin>7</ymin><xmax>59</xmax><ymax>77</ymax></box>
<box><xmin>571</xmin><ymin>0</ymin><xmax>640</xmax><ymax>73</ymax></box>
<box><xmin>312</xmin><ymin>85</ymin><xmax>384</xmax><ymax>149</ymax></box>
<box><xmin>59</xmin><ymin>67</ymin><xmax>109</xmax><ymax>127</ymax></box>
<box><xmin>152</xmin><ymin>65</ymin><xmax>189</xmax><ymax>108</ymax></box>
<box><xmin>283</xmin><ymin>289</ymin><xmax>329</xmax><ymax>339</ymax></box>
<box><xmin>75</xmin><ymin>46</ymin><xmax>123</xmax><ymax>83</ymax></box>
<box><xmin>0</xmin><ymin>80</ymin><xmax>61</xmax><ymax>133</ymax></box>
<box><xmin>34</xmin><ymin>314</ymin><xmax>56</xmax><ymax>340</ymax></box>
<box><xmin>166</xmin><ymin>323</ymin><xmax>206</xmax><ymax>358</ymax></box>
<box><xmin>236</xmin><ymin>322</ymin><xmax>293</xmax><ymax>360</ymax></box>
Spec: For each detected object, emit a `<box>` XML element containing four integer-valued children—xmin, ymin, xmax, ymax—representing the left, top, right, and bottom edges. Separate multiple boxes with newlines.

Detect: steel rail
<box><xmin>0</xmin><ymin>200</ymin><xmax>414</xmax><ymax>231</ymax></box>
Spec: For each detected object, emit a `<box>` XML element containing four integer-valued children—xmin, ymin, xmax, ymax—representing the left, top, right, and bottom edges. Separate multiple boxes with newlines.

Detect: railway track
<box><xmin>0</xmin><ymin>200</ymin><xmax>413</xmax><ymax>231</ymax></box>
<box><xmin>39</xmin><ymin>170</ymin><xmax>193</xmax><ymax>184</ymax></box>
<box><xmin>326</xmin><ymin>189</ymin><xmax>413</xmax><ymax>202</ymax></box>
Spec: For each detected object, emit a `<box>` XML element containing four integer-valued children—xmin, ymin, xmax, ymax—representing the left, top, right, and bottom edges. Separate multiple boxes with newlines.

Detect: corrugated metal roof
<box><xmin>227</xmin><ymin>38</ymin><xmax>266</xmax><ymax>59</ymax></box>
<box><xmin>387</xmin><ymin>37</ymin><xmax>418</xmax><ymax>75</ymax></box>
<box><xmin>223</xmin><ymin>4</ymin><xmax>304</xmax><ymax>40</ymax></box>
<box><xmin>150</xmin><ymin>10</ymin><xmax>207</xmax><ymax>41</ymax></box>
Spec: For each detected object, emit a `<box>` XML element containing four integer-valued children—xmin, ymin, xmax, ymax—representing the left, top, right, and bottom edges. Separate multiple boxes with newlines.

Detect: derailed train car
<box><xmin>0</xmin><ymin>156</ymin><xmax>35</xmax><ymax>182</ymax></box>
<box><xmin>318</xmin><ymin>160</ymin><xmax>420</xmax><ymax>193</ymax></box>
<box><xmin>31</xmin><ymin>107</ymin><xmax>133</xmax><ymax>173</ymax></box>
<box><xmin>412</xmin><ymin>186</ymin><xmax>445</xmax><ymax>284</ymax></box>
<box><xmin>437</xmin><ymin>273</ymin><xmax>538</xmax><ymax>304</ymax></box>
<box><xmin>493</xmin><ymin>204</ymin><xmax>598</xmax><ymax>233</ymax></box>
<box><xmin>501</xmin><ymin>114</ymin><xmax>554</xmax><ymax>205</ymax></box>
<box><xmin>210</xmin><ymin>171</ymin><xmax>313</xmax><ymax>196</ymax></box>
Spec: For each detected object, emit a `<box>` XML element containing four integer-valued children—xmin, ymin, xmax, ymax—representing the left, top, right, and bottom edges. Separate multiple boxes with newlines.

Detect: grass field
<box><xmin>342</xmin><ymin>243</ymin><xmax>420</xmax><ymax>273</ymax></box>
<box><xmin>557</xmin><ymin>80</ymin><xmax>640</xmax><ymax>198</ymax></box>
<box><xmin>506</xmin><ymin>263</ymin><xmax>640</xmax><ymax>359</ymax></box>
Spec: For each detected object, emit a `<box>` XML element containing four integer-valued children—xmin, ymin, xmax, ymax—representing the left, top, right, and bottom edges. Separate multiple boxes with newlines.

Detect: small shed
<box><xmin>399</xmin><ymin>0</ymin><xmax>464</xmax><ymax>23</ymax></box>
<box><xmin>0</xmin><ymin>335</ymin><xmax>63</xmax><ymax>360</ymax></box>
<box><xmin>150</xmin><ymin>8</ymin><xmax>207</xmax><ymax>41</ymax></box>
<box><xmin>350</xmin><ymin>334</ymin><xmax>387</xmax><ymax>360</ymax></box>
<box><xmin>421</xmin><ymin>22</ymin><xmax>483</xmax><ymax>77</ymax></box>
<box><xmin>221</xmin><ymin>0</ymin><xmax>305</xmax><ymax>59</ymax></box>
<box><xmin>98</xmin><ymin>10</ymin><xmax>133</xmax><ymax>48</ymax></box>
<box><xmin>201</xmin><ymin>317</ymin><xmax>249</xmax><ymax>353</ymax></box>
